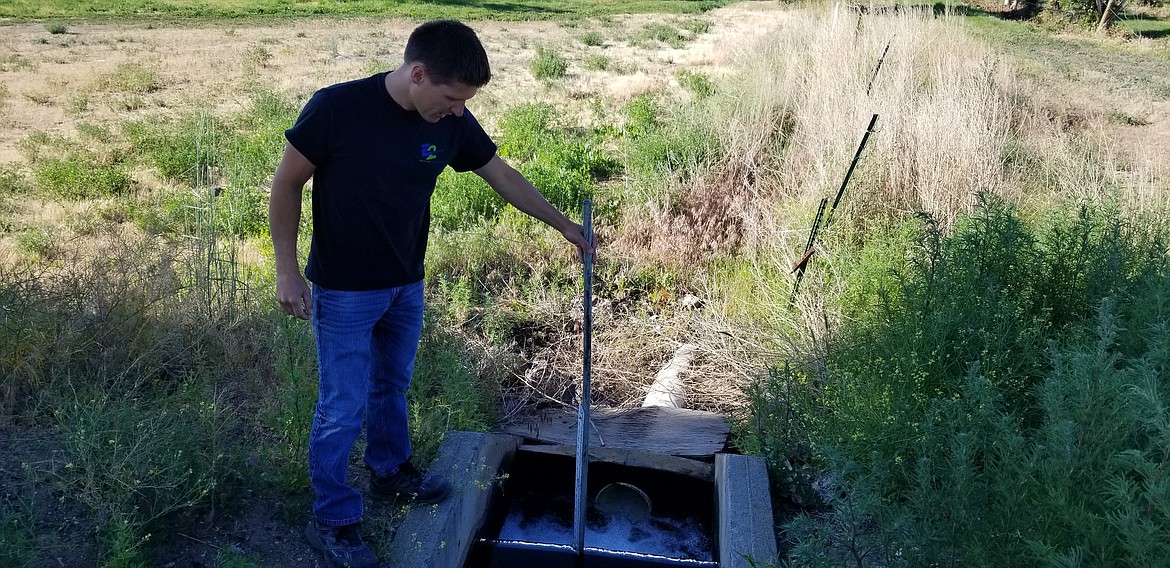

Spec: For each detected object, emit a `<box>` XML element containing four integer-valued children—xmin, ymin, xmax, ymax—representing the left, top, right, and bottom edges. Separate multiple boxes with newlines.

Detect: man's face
<box><xmin>410</xmin><ymin>67</ymin><xmax>478</xmax><ymax>123</ymax></box>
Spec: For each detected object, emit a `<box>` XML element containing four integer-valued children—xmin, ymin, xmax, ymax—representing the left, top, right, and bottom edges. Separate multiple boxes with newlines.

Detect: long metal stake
<box><xmin>826</xmin><ymin>113</ymin><xmax>879</xmax><ymax>227</ymax></box>
<box><xmin>573</xmin><ymin>200</ymin><xmax>594</xmax><ymax>559</ymax></box>
<box><xmin>866</xmin><ymin>39</ymin><xmax>892</xmax><ymax>96</ymax></box>
<box><xmin>791</xmin><ymin>114</ymin><xmax>879</xmax><ymax>302</ymax></box>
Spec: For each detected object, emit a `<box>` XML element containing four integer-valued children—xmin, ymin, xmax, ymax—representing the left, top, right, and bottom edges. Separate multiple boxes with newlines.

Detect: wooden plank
<box><xmin>519</xmin><ymin>443</ymin><xmax>714</xmax><ymax>482</ymax></box>
<box><xmin>501</xmin><ymin>406</ymin><xmax>729</xmax><ymax>458</ymax></box>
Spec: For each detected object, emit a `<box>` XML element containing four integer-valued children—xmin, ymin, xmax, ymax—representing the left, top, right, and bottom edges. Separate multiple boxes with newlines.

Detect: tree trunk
<box><xmin>1097</xmin><ymin>0</ymin><xmax>1119</xmax><ymax>32</ymax></box>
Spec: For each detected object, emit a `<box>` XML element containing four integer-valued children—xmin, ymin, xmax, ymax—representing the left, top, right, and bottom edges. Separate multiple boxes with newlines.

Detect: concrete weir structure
<box><xmin>386</xmin><ymin>431</ymin><xmax>777</xmax><ymax>568</ymax></box>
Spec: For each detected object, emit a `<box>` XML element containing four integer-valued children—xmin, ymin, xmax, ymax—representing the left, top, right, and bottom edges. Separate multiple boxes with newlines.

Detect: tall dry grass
<box><xmin>724</xmin><ymin>8</ymin><xmax>1016</xmax><ymax>227</ymax></box>
<box><xmin>617</xmin><ymin>5</ymin><xmax>1170</xmax><ymax>416</ymax></box>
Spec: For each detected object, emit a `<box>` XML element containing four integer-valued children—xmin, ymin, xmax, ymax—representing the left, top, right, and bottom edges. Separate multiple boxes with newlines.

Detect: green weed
<box><xmin>0</xmin><ymin>504</ymin><xmax>36</xmax><ymax>568</ymax></box>
<box><xmin>96</xmin><ymin>62</ymin><xmax>162</xmax><ymax>94</ymax></box>
<box><xmin>60</xmin><ymin>380</ymin><xmax>238</xmax><ymax>563</ymax></box>
<box><xmin>23</xmin><ymin>92</ymin><xmax>51</xmax><ymax>105</ymax></box>
<box><xmin>216</xmin><ymin>548</ymin><xmax>265</xmax><ymax>568</ymax></box>
<box><xmin>678</xmin><ymin>17</ymin><xmax>710</xmax><ymax>35</ymax></box>
<box><xmin>621</xmin><ymin>95</ymin><xmax>658</xmax><ymax>137</ymax></box>
<box><xmin>583</xmin><ymin>54</ymin><xmax>610</xmax><ymax>71</ymax></box>
<box><xmin>493</xmin><ymin>102</ymin><xmax>618</xmax><ymax>215</ymax></box>
<box><xmin>244</xmin><ymin>45</ymin><xmax>273</xmax><ymax>68</ymax></box>
<box><xmin>431</xmin><ymin>169</ymin><xmax>503</xmax><ymax>231</ymax></box>
<box><xmin>0</xmin><ymin>165</ymin><xmax>27</xmax><ymax>195</ymax></box>
<box><xmin>530</xmin><ymin>46</ymin><xmax>567</xmax><ymax>80</ymax></box>
<box><xmin>15</xmin><ymin>226</ymin><xmax>58</xmax><ymax>259</ymax></box>
<box><xmin>407</xmin><ymin>315</ymin><xmax>500</xmax><ymax>465</ymax></box>
<box><xmin>635</xmin><ymin>23</ymin><xmax>686</xmax><ymax>48</ymax></box>
<box><xmin>125</xmin><ymin>114</ymin><xmax>226</xmax><ymax>185</ymax></box>
<box><xmin>1107</xmin><ymin>109</ymin><xmax>1151</xmax><ymax>126</ymax></box>
<box><xmin>45</xmin><ymin>22</ymin><xmax>67</xmax><ymax>34</ymax></box>
<box><xmin>264</xmin><ymin>317</ymin><xmax>316</xmax><ymax>494</ymax></box>
<box><xmin>581</xmin><ymin>31</ymin><xmax>604</xmax><ymax>46</ymax></box>
<box><xmin>34</xmin><ymin>156</ymin><xmax>131</xmax><ymax>199</ymax></box>
<box><xmin>676</xmin><ymin>69</ymin><xmax>714</xmax><ymax>97</ymax></box>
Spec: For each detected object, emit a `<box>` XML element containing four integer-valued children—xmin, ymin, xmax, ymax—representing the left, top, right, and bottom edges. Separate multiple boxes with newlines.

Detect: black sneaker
<box><xmin>304</xmin><ymin>519</ymin><xmax>381</xmax><ymax>568</ymax></box>
<box><xmin>369</xmin><ymin>460</ymin><xmax>452</xmax><ymax>504</ymax></box>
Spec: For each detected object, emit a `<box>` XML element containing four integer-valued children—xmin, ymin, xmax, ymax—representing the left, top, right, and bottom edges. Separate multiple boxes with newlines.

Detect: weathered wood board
<box><xmin>502</xmin><ymin>406</ymin><xmax>729</xmax><ymax>459</ymax></box>
<box><xmin>519</xmin><ymin>443</ymin><xmax>715</xmax><ymax>481</ymax></box>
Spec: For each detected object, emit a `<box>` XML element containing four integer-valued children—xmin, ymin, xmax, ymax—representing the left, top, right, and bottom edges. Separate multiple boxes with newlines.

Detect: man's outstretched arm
<box><xmin>474</xmin><ymin>155</ymin><xmax>595</xmax><ymax>258</ymax></box>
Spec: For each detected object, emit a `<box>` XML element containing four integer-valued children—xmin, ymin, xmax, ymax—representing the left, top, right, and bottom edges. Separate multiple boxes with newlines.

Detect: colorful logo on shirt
<box><xmin>420</xmin><ymin>143</ymin><xmax>440</xmax><ymax>163</ymax></box>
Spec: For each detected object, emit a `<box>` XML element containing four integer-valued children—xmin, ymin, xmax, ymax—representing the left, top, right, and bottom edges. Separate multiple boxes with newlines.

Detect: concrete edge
<box><xmin>716</xmin><ymin>453</ymin><xmax>778</xmax><ymax>568</ymax></box>
<box><xmin>386</xmin><ymin>431</ymin><xmax>521</xmax><ymax>568</ymax></box>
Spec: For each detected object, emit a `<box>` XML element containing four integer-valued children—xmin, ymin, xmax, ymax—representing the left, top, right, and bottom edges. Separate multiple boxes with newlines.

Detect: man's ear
<box><xmin>409</xmin><ymin>63</ymin><xmax>427</xmax><ymax>86</ymax></box>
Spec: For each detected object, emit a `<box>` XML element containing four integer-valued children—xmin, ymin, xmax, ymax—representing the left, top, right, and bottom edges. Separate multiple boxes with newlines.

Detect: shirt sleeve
<box><xmin>284</xmin><ymin>90</ymin><xmax>332</xmax><ymax>168</ymax></box>
<box><xmin>448</xmin><ymin>109</ymin><xmax>498</xmax><ymax>173</ymax></box>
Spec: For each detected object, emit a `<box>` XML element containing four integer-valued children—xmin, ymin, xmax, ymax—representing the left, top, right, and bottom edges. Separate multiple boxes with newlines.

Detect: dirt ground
<box><xmin>0</xmin><ymin>2</ymin><xmax>792</xmax><ymax>166</ymax></box>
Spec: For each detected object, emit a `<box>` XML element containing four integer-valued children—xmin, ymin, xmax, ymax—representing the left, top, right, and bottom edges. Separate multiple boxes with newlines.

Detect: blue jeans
<box><xmin>308</xmin><ymin>281</ymin><xmax>424</xmax><ymax>526</ymax></box>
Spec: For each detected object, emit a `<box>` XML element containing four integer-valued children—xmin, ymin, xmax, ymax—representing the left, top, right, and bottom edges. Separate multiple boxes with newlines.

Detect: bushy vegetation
<box><xmin>764</xmin><ymin>199</ymin><xmax>1170</xmax><ymax>566</ymax></box>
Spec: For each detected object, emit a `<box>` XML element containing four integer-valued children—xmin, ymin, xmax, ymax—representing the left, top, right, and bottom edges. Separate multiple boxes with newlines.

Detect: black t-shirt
<box><xmin>285</xmin><ymin>72</ymin><xmax>497</xmax><ymax>290</ymax></box>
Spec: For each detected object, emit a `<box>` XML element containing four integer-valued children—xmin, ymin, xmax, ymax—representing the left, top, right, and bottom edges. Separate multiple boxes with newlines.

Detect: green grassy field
<box><xmin>0</xmin><ymin>0</ymin><xmax>724</xmax><ymax>20</ymax></box>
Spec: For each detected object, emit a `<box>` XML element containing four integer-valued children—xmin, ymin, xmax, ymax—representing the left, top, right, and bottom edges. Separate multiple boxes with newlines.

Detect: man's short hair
<box><xmin>404</xmin><ymin>20</ymin><xmax>491</xmax><ymax>87</ymax></box>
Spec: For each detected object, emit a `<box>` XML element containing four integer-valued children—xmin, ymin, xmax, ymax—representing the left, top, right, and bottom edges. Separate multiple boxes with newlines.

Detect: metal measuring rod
<box><xmin>573</xmin><ymin>199</ymin><xmax>594</xmax><ymax>559</ymax></box>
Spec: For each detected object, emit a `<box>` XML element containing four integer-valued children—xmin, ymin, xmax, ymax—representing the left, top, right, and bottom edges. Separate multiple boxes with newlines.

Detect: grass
<box><xmin>0</xmin><ymin>0</ymin><xmax>727</xmax><ymax>20</ymax></box>
<box><xmin>530</xmin><ymin>46</ymin><xmax>568</xmax><ymax>80</ymax></box>
<box><xmin>95</xmin><ymin>62</ymin><xmax>163</xmax><ymax>94</ymax></box>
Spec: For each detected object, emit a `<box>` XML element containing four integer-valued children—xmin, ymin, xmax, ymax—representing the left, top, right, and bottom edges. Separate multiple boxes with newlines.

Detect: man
<box><xmin>269</xmin><ymin>19</ymin><xmax>593</xmax><ymax>568</ymax></box>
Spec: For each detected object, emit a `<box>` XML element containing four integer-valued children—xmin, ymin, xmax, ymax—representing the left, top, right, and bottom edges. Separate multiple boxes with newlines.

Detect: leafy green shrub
<box><xmin>34</xmin><ymin>156</ymin><xmax>131</xmax><ymax>199</ymax></box>
<box><xmin>769</xmin><ymin>197</ymin><xmax>1170</xmax><ymax>566</ymax></box>
<box><xmin>581</xmin><ymin>31</ymin><xmax>604</xmax><ymax>46</ymax></box>
<box><xmin>530</xmin><ymin>46</ymin><xmax>568</xmax><ymax>80</ymax></box>
<box><xmin>45</xmin><ymin>22</ymin><xmax>67</xmax><ymax>34</ymax></box>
